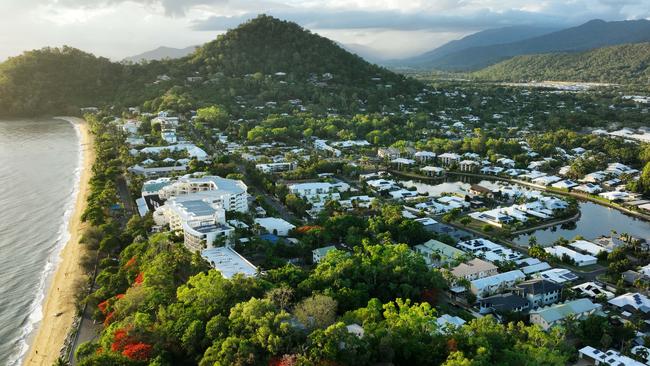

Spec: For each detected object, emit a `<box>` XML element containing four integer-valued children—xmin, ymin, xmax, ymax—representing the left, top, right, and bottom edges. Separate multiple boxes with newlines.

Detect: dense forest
<box><xmin>0</xmin><ymin>15</ymin><xmax>420</xmax><ymax>118</ymax></box>
<box><xmin>472</xmin><ymin>42</ymin><xmax>650</xmax><ymax>84</ymax></box>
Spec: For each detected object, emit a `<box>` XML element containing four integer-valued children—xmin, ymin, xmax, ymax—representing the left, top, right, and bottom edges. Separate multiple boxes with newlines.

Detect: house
<box><xmin>459</xmin><ymin>160</ymin><xmax>479</xmax><ymax>172</ymax></box>
<box><xmin>254</xmin><ymin>217</ymin><xmax>296</xmax><ymax>236</ymax></box>
<box><xmin>435</xmin><ymin>314</ymin><xmax>466</xmax><ymax>332</ymax></box>
<box><xmin>608</xmin><ymin>293</ymin><xmax>650</xmax><ymax>314</ymax></box>
<box><xmin>256</xmin><ymin>162</ymin><xmax>296</xmax><ymax>173</ymax></box>
<box><xmin>513</xmin><ymin>279</ymin><xmax>562</xmax><ymax>309</ymax></box>
<box><xmin>578</xmin><ymin>346</ymin><xmax>646</xmax><ymax>366</ymax></box>
<box><xmin>377</xmin><ymin>147</ymin><xmax>400</xmax><ymax>159</ymax></box>
<box><xmin>469</xmin><ymin>184</ymin><xmax>494</xmax><ymax>198</ymax></box>
<box><xmin>569</xmin><ymin>240</ymin><xmax>611</xmax><ymax>256</ymax></box>
<box><xmin>438</xmin><ymin>152</ymin><xmax>461</xmax><ymax>166</ymax></box>
<box><xmin>599</xmin><ymin>191</ymin><xmax>631</xmax><ymax>202</ymax></box>
<box><xmin>391</xmin><ymin>158</ymin><xmax>416</xmax><ymax>169</ymax></box>
<box><xmin>470</xmin><ymin>270</ymin><xmax>525</xmax><ymax>298</ymax></box>
<box><xmin>288</xmin><ymin>182</ymin><xmax>350</xmax><ymax>201</ymax></box>
<box><xmin>414</xmin><ymin>239</ymin><xmax>465</xmax><ymax>267</ymax></box>
<box><xmin>450</xmin><ymin>258</ymin><xmax>498</xmax><ymax>281</ymax></box>
<box><xmin>415</xmin><ymin>151</ymin><xmax>436</xmax><ymax>162</ymax></box>
<box><xmin>574</xmin><ymin>183</ymin><xmax>603</xmax><ymax>194</ymax></box>
<box><xmin>544</xmin><ymin>246</ymin><xmax>597</xmax><ymax>267</ymax></box>
<box><xmin>529</xmin><ymin>299</ymin><xmax>603</xmax><ymax>330</ymax></box>
<box><xmin>551</xmin><ymin>180</ymin><xmax>578</xmax><ymax>189</ymax></box>
<box><xmin>572</xmin><ymin>282</ymin><xmax>615</xmax><ymax>300</ymax></box>
<box><xmin>421</xmin><ymin>166</ymin><xmax>445</xmax><ymax>176</ymax></box>
<box><xmin>534</xmin><ymin>268</ymin><xmax>579</xmax><ymax>284</ymax></box>
<box><xmin>312</xmin><ymin>245</ymin><xmax>338</xmax><ymax>263</ymax></box>
<box><xmin>479</xmin><ymin>293</ymin><xmax>529</xmax><ymax>314</ymax></box>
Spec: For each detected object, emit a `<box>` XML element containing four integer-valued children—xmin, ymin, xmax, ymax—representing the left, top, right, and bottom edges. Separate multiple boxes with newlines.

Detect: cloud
<box><xmin>190</xmin><ymin>9</ymin><xmax>571</xmax><ymax>32</ymax></box>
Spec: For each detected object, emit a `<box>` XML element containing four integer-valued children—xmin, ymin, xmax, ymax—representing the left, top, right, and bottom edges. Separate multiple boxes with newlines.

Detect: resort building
<box><xmin>438</xmin><ymin>152</ymin><xmax>461</xmax><ymax>166</ymax></box>
<box><xmin>154</xmin><ymin>194</ymin><xmax>234</xmax><ymax>251</ymax></box>
<box><xmin>157</xmin><ymin>175</ymin><xmax>249</xmax><ymax>213</ymax></box>
<box><xmin>513</xmin><ymin>278</ymin><xmax>562</xmax><ymax>309</ymax></box>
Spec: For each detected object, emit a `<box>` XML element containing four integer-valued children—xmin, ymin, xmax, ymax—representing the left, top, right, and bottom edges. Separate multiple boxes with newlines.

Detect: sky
<box><xmin>0</xmin><ymin>0</ymin><xmax>649</xmax><ymax>61</ymax></box>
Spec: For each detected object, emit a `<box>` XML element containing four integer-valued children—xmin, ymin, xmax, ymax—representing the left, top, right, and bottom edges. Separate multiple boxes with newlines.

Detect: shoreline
<box><xmin>22</xmin><ymin>117</ymin><xmax>95</xmax><ymax>366</ymax></box>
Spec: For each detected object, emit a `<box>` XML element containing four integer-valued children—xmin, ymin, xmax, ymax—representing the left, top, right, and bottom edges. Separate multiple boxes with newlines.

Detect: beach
<box><xmin>23</xmin><ymin>117</ymin><xmax>95</xmax><ymax>366</ymax></box>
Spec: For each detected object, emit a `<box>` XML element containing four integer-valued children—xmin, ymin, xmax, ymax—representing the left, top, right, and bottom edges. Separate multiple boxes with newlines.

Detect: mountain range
<box><xmin>392</xmin><ymin>19</ymin><xmax>650</xmax><ymax>71</ymax></box>
<box><xmin>123</xmin><ymin>46</ymin><xmax>198</xmax><ymax>63</ymax></box>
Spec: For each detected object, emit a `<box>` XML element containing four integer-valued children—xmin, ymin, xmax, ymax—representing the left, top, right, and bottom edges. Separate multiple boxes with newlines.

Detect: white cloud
<box><xmin>0</xmin><ymin>0</ymin><xmax>648</xmax><ymax>61</ymax></box>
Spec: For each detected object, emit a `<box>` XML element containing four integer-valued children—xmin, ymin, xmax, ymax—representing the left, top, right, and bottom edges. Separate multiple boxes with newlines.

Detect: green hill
<box><xmin>0</xmin><ymin>15</ymin><xmax>419</xmax><ymax>117</ymax></box>
<box><xmin>472</xmin><ymin>42</ymin><xmax>650</xmax><ymax>84</ymax></box>
<box><xmin>0</xmin><ymin>47</ymin><xmax>124</xmax><ymax>116</ymax></box>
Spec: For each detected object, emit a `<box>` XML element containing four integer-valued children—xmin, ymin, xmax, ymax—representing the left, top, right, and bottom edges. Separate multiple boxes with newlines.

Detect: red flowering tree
<box><xmin>122</xmin><ymin>342</ymin><xmax>152</xmax><ymax>361</ymax></box>
<box><xmin>134</xmin><ymin>272</ymin><xmax>144</xmax><ymax>285</ymax></box>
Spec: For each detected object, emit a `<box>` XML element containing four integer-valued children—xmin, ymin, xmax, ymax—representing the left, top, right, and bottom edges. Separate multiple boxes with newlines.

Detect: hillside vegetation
<box><xmin>472</xmin><ymin>42</ymin><xmax>650</xmax><ymax>84</ymax></box>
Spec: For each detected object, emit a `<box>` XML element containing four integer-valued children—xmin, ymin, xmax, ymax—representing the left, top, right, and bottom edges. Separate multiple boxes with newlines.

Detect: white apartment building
<box><xmin>158</xmin><ymin>175</ymin><xmax>249</xmax><ymax>213</ymax></box>
<box><xmin>154</xmin><ymin>194</ymin><xmax>234</xmax><ymax>252</ymax></box>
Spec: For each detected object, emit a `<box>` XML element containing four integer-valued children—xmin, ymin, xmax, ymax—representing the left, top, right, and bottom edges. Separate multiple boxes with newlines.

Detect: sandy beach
<box><xmin>23</xmin><ymin>117</ymin><xmax>95</xmax><ymax>366</ymax></box>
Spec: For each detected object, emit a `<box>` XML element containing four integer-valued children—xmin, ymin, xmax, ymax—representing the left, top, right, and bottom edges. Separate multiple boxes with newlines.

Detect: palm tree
<box><xmin>53</xmin><ymin>357</ymin><xmax>70</xmax><ymax>366</ymax></box>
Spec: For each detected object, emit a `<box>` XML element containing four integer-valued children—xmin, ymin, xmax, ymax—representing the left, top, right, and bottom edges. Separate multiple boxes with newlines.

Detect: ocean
<box><xmin>0</xmin><ymin>119</ymin><xmax>81</xmax><ymax>366</ymax></box>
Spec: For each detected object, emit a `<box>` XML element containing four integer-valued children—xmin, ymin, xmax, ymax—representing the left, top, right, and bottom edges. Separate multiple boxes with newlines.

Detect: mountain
<box><xmin>472</xmin><ymin>42</ymin><xmax>650</xmax><ymax>84</ymax></box>
<box><xmin>0</xmin><ymin>46</ymin><xmax>126</xmax><ymax>116</ymax></box>
<box><xmin>393</xmin><ymin>25</ymin><xmax>560</xmax><ymax>67</ymax></box>
<box><xmin>123</xmin><ymin>46</ymin><xmax>198</xmax><ymax>62</ymax></box>
<box><xmin>407</xmin><ymin>19</ymin><xmax>650</xmax><ymax>71</ymax></box>
<box><xmin>0</xmin><ymin>15</ymin><xmax>418</xmax><ymax>117</ymax></box>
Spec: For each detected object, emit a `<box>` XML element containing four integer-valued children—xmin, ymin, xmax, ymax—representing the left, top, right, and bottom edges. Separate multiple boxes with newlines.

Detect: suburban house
<box><xmin>438</xmin><ymin>152</ymin><xmax>461</xmax><ymax>166</ymax></box>
<box><xmin>578</xmin><ymin>346</ymin><xmax>646</xmax><ymax>366</ymax></box>
<box><xmin>478</xmin><ymin>293</ymin><xmax>530</xmax><ymax>314</ymax></box>
<box><xmin>312</xmin><ymin>245</ymin><xmax>338</xmax><ymax>263</ymax></box>
<box><xmin>529</xmin><ymin>299</ymin><xmax>603</xmax><ymax>330</ymax></box>
<box><xmin>470</xmin><ymin>270</ymin><xmax>525</xmax><ymax>298</ymax></box>
<box><xmin>413</xmin><ymin>239</ymin><xmax>465</xmax><ymax>267</ymax></box>
<box><xmin>450</xmin><ymin>258</ymin><xmax>498</xmax><ymax>281</ymax></box>
<box><xmin>513</xmin><ymin>278</ymin><xmax>562</xmax><ymax>309</ymax></box>
<box><xmin>545</xmin><ymin>246</ymin><xmax>597</xmax><ymax>267</ymax></box>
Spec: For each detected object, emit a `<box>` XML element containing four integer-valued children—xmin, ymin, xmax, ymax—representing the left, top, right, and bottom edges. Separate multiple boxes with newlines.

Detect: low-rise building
<box><xmin>470</xmin><ymin>270</ymin><xmax>525</xmax><ymax>298</ymax></box>
<box><xmin>514</xmin><ymin>278</ymin><xmax>562</xmax><ymax>309</ymax></box>
<box><xmin>312</xmin><ymin>245</ymin><xmax>338</xmax><ymax>263</ymax></box>
<box><xmin>450</xmin><ymin>258</ymin><xmax>498</xmax><ymax>281</ymax></box>
<box><xmin>545</xmin><ymin>245</ymin><xmax>597</xmax><ymax>267</ymax></box>
<box><xmin>201</xmin><ymin>246</ymin><xmax>257</xmax><ymax>279</ymax></box>
<box><xmin>579</xmin><ymin>346</ymin><xmax>646</xmax><ymax>366</ymax></box>
<box><xmin>530</xmin><ymin>299</ymin><xmax>603</xmax><ymax>330</ymax></box>
<box><xmin>254</xmin><ymin>217</ymin><xmax>296</xmax><ymax>236</ymax></box>
<box><xmin>414</xmin><ymin>239</ymin><xmax>465</xmax><ymax>267</ymax></box>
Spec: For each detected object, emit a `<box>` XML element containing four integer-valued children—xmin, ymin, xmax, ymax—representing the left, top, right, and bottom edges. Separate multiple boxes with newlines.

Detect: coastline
<box><xmin>23</xmin><ymin>117</ymin><xmax>95</xmax><ymax>366</ymax></box>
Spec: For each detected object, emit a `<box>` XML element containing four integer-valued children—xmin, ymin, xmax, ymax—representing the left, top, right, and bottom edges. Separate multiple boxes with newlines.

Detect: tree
<box><xmin>196</xmin><ymin>106</ymin><xmax>229</xmax><ymax>129</ymax></box>
<box><xmin>294</xmin><ymin>294</ymin><xmax>337</xmax><ymax>330</ymax></box>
